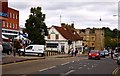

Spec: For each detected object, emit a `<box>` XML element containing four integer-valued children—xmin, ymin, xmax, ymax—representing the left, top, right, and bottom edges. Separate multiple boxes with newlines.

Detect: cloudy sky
<box><xmin>8</xmin><ymin>0</ymin><xmax>119</xmax><ymax>30</ymax></box>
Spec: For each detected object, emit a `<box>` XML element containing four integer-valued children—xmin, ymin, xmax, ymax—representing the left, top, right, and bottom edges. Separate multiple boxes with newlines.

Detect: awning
<box><xmin>14</xmin><ymin>35</ymin><xmax>29</xmax><ymax>40</ymax></box>
<box><xmin>2</xmin><ymin>35</ymin><xmax>9</xmax><ymax>39</ymax></box>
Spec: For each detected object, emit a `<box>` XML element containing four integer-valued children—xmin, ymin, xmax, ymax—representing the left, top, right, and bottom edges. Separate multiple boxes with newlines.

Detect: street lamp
<box><xmin>113</xmin><ymin>14</ymin><xmax>119</xmax><ymax>48</ymax></box>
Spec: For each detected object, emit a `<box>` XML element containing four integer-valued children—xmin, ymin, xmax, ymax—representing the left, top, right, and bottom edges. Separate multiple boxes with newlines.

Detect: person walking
<box><xmin>14</xmin><ymin>39</ymin><xmax>21</xmax><ymax>56</ymax></box>
<box><xmin>111</xmin><ymin>50</ymin><xmax>114</xmax><ymax>59</ymax></box>
<box><xmin>75</xmin><ymin>48</ymin><xmax>78</xmax><ymax>56</ymax></box>
<box><xmin>71</xmin><ymin>48</ymin><xmax>74</xmax><ymax>56</ymax></box>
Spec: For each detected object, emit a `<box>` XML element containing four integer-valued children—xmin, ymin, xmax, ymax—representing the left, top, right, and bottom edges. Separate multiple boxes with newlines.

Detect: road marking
<box><xmin>49</xmin><ymin>66</ymin><xmax>56</xmax><ymax>69</ymax></box>
<box><xmin>61</xmin><ymin>62</ymin><xmax>69</xmax><ymax>66</ymax></box>
<box><xmin>112</xmin><ymin>67</ymin><xmax>120</xmax><ymax>75</ymax></box>
<box><xmin>65</xmin><ymin>70</ymin><xmax>75</xmax><ymax>75</ymax></box>
<box><xmin>79</xmin><ymin>67</ymin><xmax>82</xmax><ymax>69</ymax></box>
<box><xmin>39</xmin><ymin>66</ymin><xmax>56</xmax><ymax>72</ymax></box>
<box><xmin>39</xmin><ymin>68</ymin><xmax>49</xmax><ymax>72</ymax></box>
<box><xmin>83</xmin><ymin>65</ymin><xmax>87</xmax><ymax>67</ymax></box>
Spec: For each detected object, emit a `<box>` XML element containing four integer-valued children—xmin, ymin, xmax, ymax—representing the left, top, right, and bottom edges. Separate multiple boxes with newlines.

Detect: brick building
<box><xmin>76</xmin><ymin>28</ymin><xmax>104</xmax><ymax>50</ymax></box>
<box><xmin>0</xmin><ymin>0</ymin><xmax>19</xmax><ymax>41</ymax></box>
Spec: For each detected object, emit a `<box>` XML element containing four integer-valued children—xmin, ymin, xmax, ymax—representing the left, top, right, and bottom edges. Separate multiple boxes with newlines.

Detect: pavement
<box><xmin>2</xmin><ymin>53</ymin><xmax>87</xmax><ymax>65</ymax></box>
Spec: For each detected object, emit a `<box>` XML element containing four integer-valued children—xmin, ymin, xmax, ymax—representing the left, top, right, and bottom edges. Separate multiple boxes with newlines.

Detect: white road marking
<box><xmin>39</xmin><ymin>66</ymin><xmax>56</xmax><ymax>72</ymax></box>
<box><xmin>92</xmin><ymin>65</ymin><xmax>94</xmax><ymax>68</ymax></box>
<box><xmin>61</xmin><ymin>62</ymin><xmax>69</xmax><ymax>66</ymax></box>
<box><xmin>65</xmin><ymin>70</ymin><xmax>75</xmax><ymax>75</ymax></box>
<box><xmin>49</xmin><ymin>66</ymin><xmax>56</xmax><ymax>69</ymax></box>
<box><xmin>84</xmin><ymin>65</ymin><xmax>87</xmax><ymax>67</ymax></box>
<box><xmin>87</xmin><ymin>67</ymin><xmax>90</xmax><ymax>70</ymax></box>
<box><xmin>79</xmin><ymin>67</ymin><xmax>82</xmax><ymax>69</ymax></box>
<box><xmin>39</xmin><ymin>68</ymin><xmax>49</xmax><ymax>72</ymax></box>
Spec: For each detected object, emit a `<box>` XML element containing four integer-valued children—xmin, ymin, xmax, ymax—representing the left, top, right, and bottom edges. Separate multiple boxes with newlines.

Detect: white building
<box><xmin>45</xmin><ymin>23</ymin><xmax>83</xmax><ymax>54</ymax></box>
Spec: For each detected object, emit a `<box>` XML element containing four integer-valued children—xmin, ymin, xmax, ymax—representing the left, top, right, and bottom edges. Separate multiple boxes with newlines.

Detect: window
<box><xmin>10</xmin><ymin>23</ymin><xmax>12</xmax><ymax>28</ymax></box>
<box><xmin>6</xmin><ymin>22</ymin><xmax>9</xmax><ymax>27</ymax></box>
<box><xmin>16</xmin><ymin>24</ymin><xmax>18</xmax><ymax>29</ymax></box>
<box><xmin>47</xmin><ymin>34</ymin><xmax>50</xmax><ymax>39</ymax></box>
<box><xmin>13</xmin><ymin>23</ymin><xmax>14</xmax><ymax>28</ymax></box>
<box><xmin>16</xmin><ymin>14</ymin><xmax>17</xmax><ymax>19</ymax></box>
<box><xmin>26</xmin><ymin>46</ymin><xmax>33</xmax><ymax>50</ymax></box>
<box><xmin>46</xmin><ymin>43</ymin><xmax>58</xmax><ymax>48</ymax></box>
<box><xmin>10</xmin><ymin>13</ymin><xmax>12</xmax><ymax>18</ymax></box>
<box><xmin>56</xmin><ymin>34</ymin><xmax>59</xmax><ymax>39</ymax></box>
<box><xmin>92</xmin><ymin>37</ymin><xmax>95</xmax><ymax>41</ymax></box>
<box><xmin>86</xmin><ymin>36</ymin><xmax>89</xmax><ymax>41</ymax></box>
<box><xmin>2</xmin><ymin>21</ymin><xmax>5</xmax><ymax>27</ymax></box>
<box><xmin>92</xmin><ymin>43</ymin><xmax>94</xmax><ymax>46</ymax></box>
<box><xmin>13</xmin><ymin>14</ymin><xmax>15</xmax><ymax>19</ymax></box>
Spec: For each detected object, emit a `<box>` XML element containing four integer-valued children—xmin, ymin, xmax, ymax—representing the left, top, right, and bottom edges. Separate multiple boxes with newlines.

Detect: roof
<box><xmin>53</xmin><ymin>26</ymin><xmax>82</xmax><ymax>41</ymax></box>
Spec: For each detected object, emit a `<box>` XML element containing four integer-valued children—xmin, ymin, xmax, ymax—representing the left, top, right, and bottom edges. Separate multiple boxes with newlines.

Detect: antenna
<box><xmin>60</xmin><ymin>15</ymin><xmax>61</xmax><ymax>25</ymax></box>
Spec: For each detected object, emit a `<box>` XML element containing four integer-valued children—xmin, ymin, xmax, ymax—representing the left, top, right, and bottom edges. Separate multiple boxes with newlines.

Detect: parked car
<box><xmin>103</xmin><ymin>50</ymin><xmax>109</xmax><ymax>56</ymax></box>
<box><xmin>117</xmin><ymin>53</ymin><xmax>120</xmax><ymax>65</ymax></box>
<box><xmin>2</xmin><ymin>42</ymin><xmax>12</xmax><ymax>55</ymax></box>
<box><xmin>18</xmin><ymin>45</ymin><xmax>45</xmax><ymax>57</ymax></box>
<box><xmin>88</xmin><ymin>50</ymin><xmax>100</xmax><ymax>60</ymax></box>
<box><xmin>100</xmin><ymin>51</ymin><xmax>105</xmax><ymax>58</ymax></box>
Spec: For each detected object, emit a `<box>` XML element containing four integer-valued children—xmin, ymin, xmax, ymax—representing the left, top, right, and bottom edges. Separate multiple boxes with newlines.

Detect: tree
<box><xmin>25</xmin><ymin>7</ymin><xmax>48</xmax><ymax>45</ymax></box>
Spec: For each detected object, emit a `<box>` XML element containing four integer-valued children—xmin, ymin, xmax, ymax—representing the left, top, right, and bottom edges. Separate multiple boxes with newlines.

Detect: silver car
<box><xmin>117</xmin><ymin>53</ymin><xmax>120</xmax><ymax>65</ymax></box>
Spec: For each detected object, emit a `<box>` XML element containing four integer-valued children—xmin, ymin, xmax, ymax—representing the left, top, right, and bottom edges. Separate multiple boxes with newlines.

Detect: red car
<box><xmin>88</xmin><ymin>50</ymin><xmax>100</xmax><ymax>60</ymax></box>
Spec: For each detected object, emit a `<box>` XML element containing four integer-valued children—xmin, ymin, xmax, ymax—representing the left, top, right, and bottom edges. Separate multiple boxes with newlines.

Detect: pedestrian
<box><xmin>71</xmin><ymin>48</ymin><xmax>74</xmax><ymax>56</ymax></box>
<box><xmin>14</xmin><ymin>39</ymin><xmax>21</xmax><ymax>56</ymax></box>
<box><xmin>68</xmin><ymin>49</ymin><xmax>70</xmax><ymax>55</ymax></box>
<box><xmin>111</xmin><ymin>50</ymin><xmax>114</xmax><ymax>59</ymax></box>
<box><xmin>75</xmin><ymin>48</ymin><xmax>78</xmax><ymax>56</ymax></box>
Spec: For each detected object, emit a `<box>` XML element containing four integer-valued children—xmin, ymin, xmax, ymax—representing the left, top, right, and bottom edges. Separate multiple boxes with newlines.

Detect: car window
<box><xmin>90</xmin><ymin>50</ymin><xmax>98</xmax><ymax>53</ymax></box>
<box><xmin>26</xmin><ymin>46</ymin><xmax>33</xmax><ymax>50</ymax></box>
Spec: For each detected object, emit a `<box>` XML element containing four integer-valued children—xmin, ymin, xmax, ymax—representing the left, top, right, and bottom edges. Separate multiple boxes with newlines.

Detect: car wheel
<box><xmin>7</xmin><ymin>51</ymin><xmax>10</xmax><ymax>55</ymax></box>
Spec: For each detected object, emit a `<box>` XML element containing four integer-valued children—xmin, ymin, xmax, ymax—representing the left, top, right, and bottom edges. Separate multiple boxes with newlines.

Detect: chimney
<box><xmin>71</xmin><ymin>23</ymin><xmax>74</xmax><ymax>28</ymax></box>
<box><xmin>61</xmin><ymin>23</ymin><xmax>66</xmax><ymax>28</ymax></box>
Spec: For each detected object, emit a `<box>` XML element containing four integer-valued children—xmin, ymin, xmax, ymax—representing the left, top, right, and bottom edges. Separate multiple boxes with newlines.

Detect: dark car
<box><xmin>100</xmin><ymin>51</ymin><xmax>105</xmax><ymax>58</ymax></box>
<box><xmin>2</xmin><ymin>42</ymin><xmax>12</xmax><ymax>55</ymax></box>
<box><xmin>88</xmin><ymin>50</ymin><xmax>100</xmax><ymax>60</ymax></box>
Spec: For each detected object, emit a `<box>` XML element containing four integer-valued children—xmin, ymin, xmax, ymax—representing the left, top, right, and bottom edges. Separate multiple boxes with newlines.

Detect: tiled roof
<box><xmin>53</xmin><ymin>26</ymin><xmax>82</xmax><ymax>41</ymax></box>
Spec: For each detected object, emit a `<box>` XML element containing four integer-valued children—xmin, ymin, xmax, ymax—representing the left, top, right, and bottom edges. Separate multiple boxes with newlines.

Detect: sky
<box><xmin>8</xmin><ymin>0</ymin><xmax>119</xmax><ymax>30</ymax></box>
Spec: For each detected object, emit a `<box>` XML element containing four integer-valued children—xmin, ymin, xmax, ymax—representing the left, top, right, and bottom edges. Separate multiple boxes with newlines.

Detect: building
<box><xmin>76</xmin><ymin>28</ymin><xmax>104</xmax><ymax>50</ymax></box>
<box><xmin>45</xmin><ymin>23</ymin><xmax>83</xmax><ymax>54</ymax></box>
<box><xmin>0</xmin><ymin>0</ymin><xmax>19</xmax><ymax>41</ymax></box>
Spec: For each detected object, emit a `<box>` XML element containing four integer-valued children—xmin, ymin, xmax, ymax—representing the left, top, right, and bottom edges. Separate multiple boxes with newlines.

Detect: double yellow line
<box><xmin>112</xmin><ymin>67</ymin><xmax>120</xmax><ymax>76</ymax></box>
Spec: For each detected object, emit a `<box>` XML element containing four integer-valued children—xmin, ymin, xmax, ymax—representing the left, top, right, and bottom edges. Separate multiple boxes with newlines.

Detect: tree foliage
<box><xmin>102</xmin><ymin>27</ymin><xmax>120</xmax><ymax>48</ymax></box>
<box><xmin>25</xmin><ymin>7</ymin><xmax>48</xmax><ymax>45</ymax></box>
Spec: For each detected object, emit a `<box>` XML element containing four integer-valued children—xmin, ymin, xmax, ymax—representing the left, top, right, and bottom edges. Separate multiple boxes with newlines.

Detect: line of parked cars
<box><xmin>88</xmin><ymin>49</ymin><xmax>109</xmax><ymax>60</ymax></box>
<box><xmin>2</xmin><ymin>42</ymin><xmax>12</xmax><ymax>55</ymax></box>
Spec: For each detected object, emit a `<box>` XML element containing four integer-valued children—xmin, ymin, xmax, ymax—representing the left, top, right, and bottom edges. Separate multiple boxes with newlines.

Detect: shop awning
<box><xmin>2</xmin><ymin>35</ymin><xmax>9</xmax><ymax>39</ymax></box>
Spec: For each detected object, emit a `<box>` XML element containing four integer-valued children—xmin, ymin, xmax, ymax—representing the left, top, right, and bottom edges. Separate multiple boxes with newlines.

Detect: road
<box><xmin>2</xmin><ymin>56</ymin><xmax>120</xmax><ymax>76</ymax></box>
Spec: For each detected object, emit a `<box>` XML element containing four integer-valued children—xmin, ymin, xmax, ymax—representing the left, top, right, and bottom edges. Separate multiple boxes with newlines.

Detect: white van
<box><xmin>19</xmin><ymin>45</ymin><xmax>45</xmax><ymax>56</ymax></box>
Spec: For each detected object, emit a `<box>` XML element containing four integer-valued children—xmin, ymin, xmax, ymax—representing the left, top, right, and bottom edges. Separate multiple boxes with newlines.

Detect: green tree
<box><xmin>25</xmin><ymin>7</ymin><xmax>48</xmax><ymax>45</ymax></box>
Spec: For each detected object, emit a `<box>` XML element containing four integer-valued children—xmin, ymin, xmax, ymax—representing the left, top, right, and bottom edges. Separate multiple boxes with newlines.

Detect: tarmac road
<box><xmin>2</xmin><ymin>56</ymin><xmax>120</xmax><ymax>76</ymax></box>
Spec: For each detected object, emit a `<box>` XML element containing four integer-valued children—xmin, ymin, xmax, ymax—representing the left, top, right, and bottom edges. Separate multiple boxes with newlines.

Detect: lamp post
<box><xmin>113</xmin><ymin>14</ymin><xmax>119</xmax><ymax>48</ymax></box>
